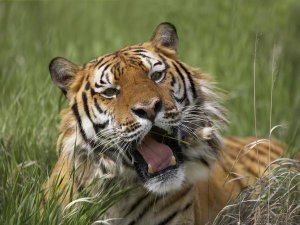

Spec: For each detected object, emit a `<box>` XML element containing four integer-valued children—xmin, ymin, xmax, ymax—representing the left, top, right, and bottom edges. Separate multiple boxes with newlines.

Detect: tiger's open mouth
<box><xmin>131</xmin><ymin>126</ymin><xmax>184</xmax><ymax>182</ymax></box>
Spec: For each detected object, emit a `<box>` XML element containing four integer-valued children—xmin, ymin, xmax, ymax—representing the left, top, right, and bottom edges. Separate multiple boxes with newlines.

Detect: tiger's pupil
<box><xmin>102</xmin><ymin>88</ymin><xmax>118</xmax><ymax>97</ymax></box>
<box><xmin>151</xmin><ymin>71</ymin><xmax>163</xmax><ymax>82</ymax></box>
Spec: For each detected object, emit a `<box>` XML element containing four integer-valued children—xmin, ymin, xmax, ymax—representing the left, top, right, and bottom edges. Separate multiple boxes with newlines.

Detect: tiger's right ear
<box><xmin>49</xmin><ymin>57</ymin><xmax>80</xmax><ymax>96</ymax></box>
<box><xmin>150</xmin><ymin>22</ymin><xmax>178</xmax><ymax>51</ymax></box>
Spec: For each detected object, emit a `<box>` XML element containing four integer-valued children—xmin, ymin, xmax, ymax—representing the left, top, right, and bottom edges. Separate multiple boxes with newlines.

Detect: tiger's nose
<box><xmin>131</xmin><ymin>98</ymin><xmax>162</xmax><ymax>121</ymax></box>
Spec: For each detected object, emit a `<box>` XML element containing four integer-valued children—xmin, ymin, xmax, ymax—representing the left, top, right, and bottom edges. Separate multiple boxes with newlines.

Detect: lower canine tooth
<box><xmin>170</xmin><ymin>155</ymin><xmax>176</xmax><ymax>166</ymax></box>
<box><xmin>148</xmin><ymin>164</ymin><xmax>154</xmax><ymax>174</ymax></box>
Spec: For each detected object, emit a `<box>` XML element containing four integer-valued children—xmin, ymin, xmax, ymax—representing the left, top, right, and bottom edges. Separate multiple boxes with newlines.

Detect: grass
<box><xmin>0</xmin><ymin>0</ymin><xmax>299</xmax><ymax>224</ymax></box>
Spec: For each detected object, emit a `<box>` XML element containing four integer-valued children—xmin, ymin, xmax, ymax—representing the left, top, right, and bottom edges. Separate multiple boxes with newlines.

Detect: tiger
<box><xmin>45</xmin><ymin>22</ymin><xmax>285</xmax><ymax>225</ymax></box>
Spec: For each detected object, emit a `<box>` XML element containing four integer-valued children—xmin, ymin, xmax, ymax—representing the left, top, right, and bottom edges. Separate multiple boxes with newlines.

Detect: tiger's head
<box><xmin>49</xmin><ymin>23</ymin><xmax>226</xmax><ymax>194</ymax></box>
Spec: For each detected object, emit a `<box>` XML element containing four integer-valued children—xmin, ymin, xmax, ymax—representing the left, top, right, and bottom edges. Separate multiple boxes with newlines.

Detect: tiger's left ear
<box><xmin>150</xmin><ymin>22</ymin><xmax>178</xmax><ymax>51</ymax></box>
<box><xmin>49</xmin><ymin>57</ymin><xmax>80</xmax><ymax>97</ymax></box>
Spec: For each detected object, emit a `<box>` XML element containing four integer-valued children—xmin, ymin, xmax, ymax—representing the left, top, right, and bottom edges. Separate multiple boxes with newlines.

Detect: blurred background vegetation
<box><xmin>0</xmin><ymin>0</ymin><xmax>299</xmax><ymax>224</ymax></box>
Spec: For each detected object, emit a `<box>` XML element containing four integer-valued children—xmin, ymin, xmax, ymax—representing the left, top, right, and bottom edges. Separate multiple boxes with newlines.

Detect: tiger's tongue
<box><xmin>138</xmin><ymin>136</ymin><xmax>173</xmax><ymax>173</ymax></box>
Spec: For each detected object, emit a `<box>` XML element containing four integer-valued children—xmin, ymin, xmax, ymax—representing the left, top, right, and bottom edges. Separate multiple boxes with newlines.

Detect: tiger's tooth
<box><xmin>170</xmin><ymin>155</ymin><xmax>176</xmax><ymax>166</ymax></box>
<box><xmin>198</xmin><ymin>127</ymin><xmax>213</xmax><ymax>140</ymax></box>
<box><xmin>148</xmin><ymin>164</ymin><xmax>155</xmax><ymax>174</ymax></box>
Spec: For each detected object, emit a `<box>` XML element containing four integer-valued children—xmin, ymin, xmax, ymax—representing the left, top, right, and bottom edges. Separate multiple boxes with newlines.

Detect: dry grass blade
<box><xmin>212</xmin><ymin>158</ymin><xmax>300</xmax><ymax>225</ymax></box>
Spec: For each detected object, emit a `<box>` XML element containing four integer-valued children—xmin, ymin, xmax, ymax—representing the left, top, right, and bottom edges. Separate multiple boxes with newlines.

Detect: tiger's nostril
<box><xmin>154</xmin><ymin>100</ymin><xmax>162</xmax><ymax>114</ymax></box>
<box><xmin>132</xmin><ymin>108</ymin><xmax>148</xmax><ymax>119</ymax></box>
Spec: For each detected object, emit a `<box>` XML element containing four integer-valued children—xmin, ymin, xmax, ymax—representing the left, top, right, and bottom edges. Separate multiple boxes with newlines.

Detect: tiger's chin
<box><xmin>144</xmin><ymin>166</ymin><xmax>185</xmax><ymax>194</ymax></box>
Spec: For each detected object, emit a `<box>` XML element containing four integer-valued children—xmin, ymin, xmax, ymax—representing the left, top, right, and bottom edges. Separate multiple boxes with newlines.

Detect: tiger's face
<box><xmin>49</xmin><ymin>23</ymin><xmax>225</xmax><ymax>194</ymax></box>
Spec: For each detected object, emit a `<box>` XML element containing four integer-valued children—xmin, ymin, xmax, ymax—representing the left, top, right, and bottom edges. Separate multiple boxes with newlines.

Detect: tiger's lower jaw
<box><xmin>144</xmin><ymin>166</ymin><xmax>185</xmax><ymax>194</ymax></box>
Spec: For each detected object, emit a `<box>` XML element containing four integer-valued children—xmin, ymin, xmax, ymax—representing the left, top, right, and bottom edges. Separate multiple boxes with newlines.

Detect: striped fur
<box><xmin>45</xmin><ymin>23</ymin><xmax>284</xmax><ymax>224</ymax></box>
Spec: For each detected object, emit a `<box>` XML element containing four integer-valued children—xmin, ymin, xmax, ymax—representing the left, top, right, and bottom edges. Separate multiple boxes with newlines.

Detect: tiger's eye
<box><xmin>150</xmin><ymin>71</ymin><xmax>165</xmax><ymax>82</ymax></box>
<box><xmin>101</xmin><ymin>87</ymin><xmax>119</xmax><ymax>98</ymax></box>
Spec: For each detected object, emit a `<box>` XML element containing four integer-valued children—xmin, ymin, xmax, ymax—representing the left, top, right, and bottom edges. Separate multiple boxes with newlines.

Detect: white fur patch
<box><xmin>81</xmin><ymin>116</ymin><xmax>96</xmax><ymax>139</ymax></box>
<box><xmin>184</xmin><ymin>161</ymin><xmax>210</xmax><ymax>184</ymax></box>
<box><xmin>144</xmin><ymin>166</ymin><xmax>185</xmax><ymax>194</ymax></box>
<box><xmin>92</xmin><ymin>105</ymin><xmax>109</xmax><ymax>124</ymax></box>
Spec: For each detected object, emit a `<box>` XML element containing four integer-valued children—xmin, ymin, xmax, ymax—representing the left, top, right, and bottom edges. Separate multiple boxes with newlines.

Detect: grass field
<box><xmin>0</xmin><ymin>0</ymin><xmax>300</xmax><ymax>224</ymax></box>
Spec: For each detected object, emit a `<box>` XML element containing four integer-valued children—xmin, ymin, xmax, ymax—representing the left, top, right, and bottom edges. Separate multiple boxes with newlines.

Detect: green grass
<box><xmin>0</xmin><ymin>0</ymin><xmax>299</xmax><ymax>224</ymax></box>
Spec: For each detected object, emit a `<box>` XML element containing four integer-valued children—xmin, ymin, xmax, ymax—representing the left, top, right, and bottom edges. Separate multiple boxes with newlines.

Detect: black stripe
<box><xmin>99</xmin><ymin>162</ymin><xmax>108</xmax><ymax>174</ymax></box>
<box><xmin>101</xmin><ymin>63</ymin><xmax>111</xmax><ymax>76</ymax></box>
<box><xmin>105</xmin><ymin>73</ymin><xmax>111</xmax><ymax>84</ymax></box>
<box><xmin>158</xmin><ymin>54</ymin><xmax>170</xmax><ymax>70</ymax></box>
<box><xmin>124</xmin><ymin>194</ymin><xmax>149</xmax><ymax>217</ymax></box>
<box><xmin>182</xmin><ymin>202</ymin><xmax>192</xmax><ymax>211</ymax></box>
<box><xmin>95</xmin><ymin>58</ymin><xmax>104</xmax><ymax>68</ymax></box>
<box><xmin>99</xmin><ymin>79</ymin><xmax>106</xmax><ymax>84</ymax></box>
<box><xmin>94</xmin><ymin>98</ymin><xmax>103</xmax><ymax>113</ymax></box>
<box><xmin>170</xmin><ymin>72</ymin><xmax>185</xmax><ymax>103</ymax></box>
<box><xmin>94</xmin><ymin>121</ymin><xmax>108</xmax><ymax>131</ymax></box>
<box><xmin>177</xmin><ymin>61</ymin><xmax>197</xmax><ymax>99</ymax></box>
<box><xmin>115</xmin><ymin>64</ymin><xmax>122</xmax><ymax>79</ymax></box>
<box><xmin>127</xmin><ymin>195</ymin><xmax>163</xmax><ymax>225</ymax></box>
<box><xmin>139</xmin><ymin>195</ymin><xmax>162</xmax><ymax>216</ymax></box>
<box><xmin>170</xmin><ymin>73</ymin><xmax>176</xmax><ymax>86</ymax></box>
<box><xmin>85</xmin><ymin>81</ymin><xmax>90</xmax><ymax>90</ymax></box>
<box><xmin>95</xmin><ymin>83</ymin><xmax>104</xmax><ymax>88</ymax></box>
<box><xmin>127</xmin><ymin>55</ymin><xmax>145</xmax><ymax>62</ymax></box>
<box><xmin>156</xmin><ymin>202</ymin><xmax>192</xmax><ymax>225</ymax></box>
<box><xmin>71</xmin><ymin>98</ymin><xmax>88</xmax><ymax>142</ymax></box>
<box><xmin>90</xmin><ymin>88</ymin><xmax>96</xmax><ymax>96</ymax></box>
<box><xmin>82</xmin><ymin>92</ymin><xmax>93</xmax><ymax>122</ymax></box>
<box><xmin>136</xmin><ymin>53</ymin><xmax>152</xmax><ymax>59</ymax></box>
<box><xmin>172</xmin><ymin>90</ymin><xmax>185</xmax><ymax>103</ymax></box>
<box><xmin>98</xmin><ymin>63</ymin><xmax>112</xmax><ymax>84</ymax></box>
<box><xmin>159</xmin><ymin>186</ymin><xmax>193</xmax><ymax>211</ymax></box>
<box><xmin>97</xmin><ymin>59</ymin><xmax>111</xmax><ymax>70</ymax></box>
<box><xmin>132</xmin><ymin>49</ymin><xmax>147</xmax><ymax>53</ymax></box>
<box><xmin>224</xmin><ymin>140</ymin><xmax>270</xmax><ymax>169</ymax></box>
<box><xmin>157</xmin><ymin>211</ymin><xmax>178</xmax><ymax>225</ymax></box>
<box><xmin>154</xmin><ymin>61</ymin><xmax>163</xmax><ymax>66</ymax></box>
<box><xmin>172</xmin><ymin>62</ymin><xmax>187</xmax><ymax>102</ymax></box>
<box><xmin>82</xmin><ymin>92</ymin><xmax>108</xmax><ymax>135</ymax></box>
<box><xmin>198</xmin><ymin>157</ymin><xmax>210</xmax><ymax>167</ymax></box>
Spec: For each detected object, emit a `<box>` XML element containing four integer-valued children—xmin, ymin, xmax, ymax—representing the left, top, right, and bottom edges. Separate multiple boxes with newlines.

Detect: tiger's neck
<box><xmin>105</xmin><ymin>185</ymin><xmax>196</xmax><ymax>225</ymax></box>
<box><xmin>102</xmin><ymin>173</ymin><xmax>234</xmax><ymax>225</ymax></box>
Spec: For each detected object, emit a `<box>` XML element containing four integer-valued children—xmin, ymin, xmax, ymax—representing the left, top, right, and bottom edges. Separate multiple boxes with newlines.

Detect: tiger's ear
<box><xmin>49</xmin><ymin>57</ymin><xmax>80</xmax><ymax>96</ymax></box>
<box><xmin>150</xmin><ymin>22</ymin><xmax>178</xmax><ymax>51</ymax></box>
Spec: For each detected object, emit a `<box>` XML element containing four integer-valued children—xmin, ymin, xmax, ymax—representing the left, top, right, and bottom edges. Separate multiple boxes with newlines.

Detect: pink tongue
<box><xmin>138</xmin><ymin>136</ymin><xmax>173</xmax><ymax>173</ymax></box>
